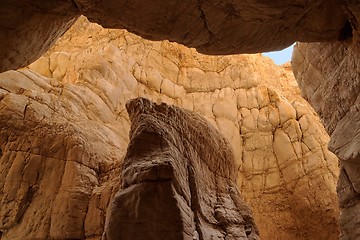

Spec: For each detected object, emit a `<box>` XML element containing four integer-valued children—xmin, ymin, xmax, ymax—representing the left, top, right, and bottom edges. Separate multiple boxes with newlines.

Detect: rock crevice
<box><xmin>292</xmin><ymin>40</ymin><xmax>360</xmax><ymax>240</ymax></box>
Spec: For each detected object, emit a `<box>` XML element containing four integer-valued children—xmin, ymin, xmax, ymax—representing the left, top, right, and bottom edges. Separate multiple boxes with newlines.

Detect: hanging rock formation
<box><xmin>0</xmin><ymin>0</ymin><xmax>348</xmax><ymax>72</ymax></box>
<box><xmin>0</xmin><ymin>17</ymin><xmax>340</xmax><ymax>240</ymax></box>
<box><xmin>292</xmin><ymin>41</ymin><xmax>360</xmax><ymax>240</ymax></box>
<box><xmin>75</xmin><ymin>0</ymin><xmax>347</xmax><ymax>54</ymax></box>
<box><xmin>0</xmin><ymin>0</ymin><xmax>80</xmax><ymax>73</ymax></box>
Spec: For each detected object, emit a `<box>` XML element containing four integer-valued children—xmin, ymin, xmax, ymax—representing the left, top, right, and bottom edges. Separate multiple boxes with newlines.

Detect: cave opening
<box><xmin>0</xmin><ymin>1</ymin><xmax>357</xmax><ymax>238</ymax></box>
<box><xmin>263</xmin><ymin>44</ymin><xmax>295</xmax><ymax>65</ymax></box>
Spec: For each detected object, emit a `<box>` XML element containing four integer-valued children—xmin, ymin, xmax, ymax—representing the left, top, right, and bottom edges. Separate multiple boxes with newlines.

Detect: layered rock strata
<box><xmin>1</xmin><ymin>0</ymin><xmax>348</xmax><ymax>72</ymax></box>
<box><xmin>105</xmin><ymin>98</ymin><xmax>259</xmax><ymax>240</ymax></box>
<box><xmin>292</xmin><ymin>41</ymin><xmax>360</xmax><ymax>240</ymax></box>
<box><xmin>0</xmin><ymin>17</ymin><xmax>340</xmax><ymax>239</ymax></box>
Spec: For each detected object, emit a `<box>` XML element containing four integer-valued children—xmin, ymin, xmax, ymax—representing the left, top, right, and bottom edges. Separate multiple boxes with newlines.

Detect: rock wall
<box><xmin>0</xmin><ymin>17</ymin><xmax>339</xmax><ymax>239</ymax></box>
<box><xmin>1</xmin><ymin>0</ymin><xmax>348</xmax><ymax>72</ymax></box>
<box><xmin>292</xmin><ymin>41</ymin><xmax>360</xmax><ymax>240</ymax></box>
<box><xmin>0</xmin><ymin>69</ymin><xmax>125</xmax><ymax>240</ymax></box>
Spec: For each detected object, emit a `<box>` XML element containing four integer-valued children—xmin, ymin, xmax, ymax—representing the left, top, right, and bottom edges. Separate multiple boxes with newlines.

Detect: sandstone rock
<box><xmin>0</xmin><ymin>0</ymin><xmax>349</xmax><ymax>72</ymax></box>
<box><xmin>0</xmin><ymin>69</ymin><xmax>125</xmax><ymax>239</ymax></box>
<box><xmin>76</xmin><ymin>0</ymin><xmax>347</xmax><ymax>55</ymax></box>
<box><xmin>292</xmin><ymin>41</ymin><xmax>360</xmax><ymax>240</ymax></box>
<box><xmin>0</xmin><ymin>17</ymin><xmax>340</xmax><ymax>239</ymax></box>
<box><xmin>0</xmin><ymin>0</ymin><xmax>80</xmax><ymax>73</ymax></box>
<box><xmin>105</xmin><ymin>98</ymin><xmax>259</xmax><ymax>240</ymax></box>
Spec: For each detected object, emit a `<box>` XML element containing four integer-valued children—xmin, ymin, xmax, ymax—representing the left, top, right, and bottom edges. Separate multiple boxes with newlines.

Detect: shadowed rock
<box><xmin>292</xmin><ymin>41</ymin><xmax>360</xmax><ymax>239</ymax></box>
<box><xmin>105</xmin><ymin>98</ymin><xmax>259</xmax><ymax>240</ymax></box>
<box><xmin>0</xmin><ymin>0</ymin><xmax>348</xmax><ymax>72</ymax></box>
<box><xmin>0</xmin><ymin>0</ymin><xmax>80</xmax><ymax>73</ymax></box>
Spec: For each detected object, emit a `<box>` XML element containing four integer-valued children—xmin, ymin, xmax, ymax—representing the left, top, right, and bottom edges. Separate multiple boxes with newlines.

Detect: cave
<box><xmin>0</xmin><ymin>1</ymin><xmax>359</xmax><ymax>240</ymax></box>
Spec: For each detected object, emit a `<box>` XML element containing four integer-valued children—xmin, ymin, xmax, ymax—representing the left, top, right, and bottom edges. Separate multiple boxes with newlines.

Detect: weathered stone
<box><xmin>0</xmin><ymin>0</ymin><xmax>349</xmax><ymax>72</ymax></box>
<box><xmin>0</xmin><ymin>17</ymin><xmax>340</xmax><ymax>239</ymax></box>
<box><xmin>76</xmin><ymin>0</ymin><xmax>347</xmax><ymax>54</ymax></box>
<box><xmin>292</xmin><ymin>41</ymin><xmax>360</xmax><ymax>240</ymax></box>
<box><xmin>105</xmin><ymin>98</ymin><xmax>259</xmax><ymax>240</ymax></box>
<box><xmin>0</xmin><ymin>68</ymin><xmax>125</xmax><ymax>239</ymax></box>
<box><xmin>0</xmin><ymin>0</ymin><xmax>80</xmax><ymax>73</ymax></box>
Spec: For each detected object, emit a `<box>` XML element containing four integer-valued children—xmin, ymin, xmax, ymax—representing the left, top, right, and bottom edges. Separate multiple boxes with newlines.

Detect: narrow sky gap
<box><xmin>263</xmin><ymin>44</ymin><xmax>295</xmax><ymax>65</ymax></box>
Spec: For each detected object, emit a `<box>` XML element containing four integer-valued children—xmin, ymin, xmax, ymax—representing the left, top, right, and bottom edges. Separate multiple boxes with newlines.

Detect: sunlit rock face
<box><xmin>292</xmin><ymin>41</ymin><xmax>360</xmax><ymax>240</ymax></box>
<box><xmin>0</xmin><ymin>69</ymin><xmax>126</xmax><ymax>240</ymax></box>
<box><xmin>0</xmin><ymin>17</ymin><xmax>339</xmax><ymax>239</ymax></box>
<box><xmin>0</xmin><ymin>0</ymin><xmax>348</xmax><ymax>72</ymax></box>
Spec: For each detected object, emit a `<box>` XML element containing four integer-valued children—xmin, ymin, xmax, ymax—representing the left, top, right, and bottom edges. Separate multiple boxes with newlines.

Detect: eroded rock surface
<box><xmin>0</xmin><ymin>17</ymin><xmax>340</xmax><ymax>239</ymax></box>
<box><xmin>76</xmin><ymin>0</ymin><xmax>347</xmax><ymax>54</ymax></box>
<box><xmin>0</xmin><ymin>0</ymin><xmax>80</xmax><ymax>73</ymax></box>
<box><xmin>292</xmin><ymin>41</ymin><xmax>360</xmax><ymax>240</ymax></box>
<box><xmin>105</xmin><ymin>98</ymin><xmax>259</xmax><ymax>240</ymax></box>
<box><xmin>0</xmin><ymin>68</ymin><xmax>126</xmax><ymax>239</ymax></box>
<box><xmin>0</xmin><ymin>0</ymin><xmax>348</xmax><ymax>72</ymax></box>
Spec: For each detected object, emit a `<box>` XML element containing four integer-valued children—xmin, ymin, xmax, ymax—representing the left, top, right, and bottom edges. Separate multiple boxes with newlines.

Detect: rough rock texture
<box><xmin>292</xmin><ymin>41</ymin><xmax>360</xmax><ymax>240</ymax></box>
<box><xmin>343</xmin><ymin>0</ymin><xmax>360</xmax><ymax>41</ymax></box>
<box><xmin>0</xmin><ymin>69</ymin><xmax>126</xmax><ymax>239</ymax></box>
<box><xmin>0</xmin><ymin>0</ymin><xmax>348</xmax><ymax>72</ymax></box>
<box><xmin>105</xmin><ymin>98</ymin><xmax>259</xmax><ymax>240</ymax></box>
<box><xmin>0</xmin><ymin>0</ymin><xmax>80</xmax><ymax>73</ymax></box>
<box><xmin>76</xmin><ymin>0</ymin><xmax>347</xmax><ymax>54</ymax></box>
<box><xmin>0</xmin><ymin>17</ymin><xmax>339</xmax><ymax>239</ymax></box>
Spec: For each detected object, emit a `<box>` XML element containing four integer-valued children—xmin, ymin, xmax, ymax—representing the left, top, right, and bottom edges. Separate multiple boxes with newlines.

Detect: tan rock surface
<box><xmin>0</xmin><ymin>68</ymin><xmax>125</xmax><ymax>239</ymax></box>
<box><xmin>0</xmin><ymin>17</ymin><xmax>339</xmax><ymax>239</ymax></box>
<box><xmin>292</xmin><ymin>41</ymin><xmax>360</xmax><ymax>240</ymax></box>
<box><xmin>0</xmin><ymin>0</ymin><xmax>348</xmax><ymax>72</ymax></box>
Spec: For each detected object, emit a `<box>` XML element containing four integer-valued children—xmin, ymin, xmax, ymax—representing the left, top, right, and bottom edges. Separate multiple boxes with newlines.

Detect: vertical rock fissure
<box><xmin>340</xmin><ymin>166</ymin><xmax>360</xmax><ymax>208</ymax></box>
<box><xmin>214</xmin><ymin>180</ymin><xmax>229</xmax><ymax>237</ymax></box>
<box><xmin>71</xmin><ymin>0</ymin><xmax>81</xmax><ymax>10</ymax></box>
<box><xmin>196</xmin><ymin>0</ymin><xmax>214</xmax><ymax>38</ymax></box>
<box><xmin>187</xmin><ymin>165</ymin><xmax>203</xmax><ymax>240</ymax></box>
<box><xmin>338</xmin><ymin>20</ymin><xmax>353</xmax><ymax>40</ymax></box>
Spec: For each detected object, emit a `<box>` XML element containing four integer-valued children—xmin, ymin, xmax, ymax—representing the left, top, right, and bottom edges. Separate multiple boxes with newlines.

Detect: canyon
<box><xmin>0</xmin><ymin>1</ymin><xmax>359</xmax><ymax>239</ymax></box>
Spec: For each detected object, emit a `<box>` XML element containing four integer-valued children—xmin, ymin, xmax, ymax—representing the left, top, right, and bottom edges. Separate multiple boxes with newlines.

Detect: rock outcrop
<box><xmin>0</xmin><ymin>0</ymin><xmax>348</xmax><ymax>72</ymax></box>
<box><xmin>0</xmin><ymin>17</ymin><xmax>339</xmax><ymax>239</ymax></box>
<box><xmin>0</xmin><ymin>0</ymin><xmax>80</xmax><ymax>73</ymax></box>
<box><xmin>76</xmin><ymin>0</ymin><xmax>347</xmax><ymax>54</ymax></box>
<box><xmin>292</xmin><ymin>41</ymin><xmax>360</xmax><ymax>240</ymax></box>
<box><xmin>105</xmin><ymin>98</ymin><xmax>259</xmax><ymax>240</ymax></box>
